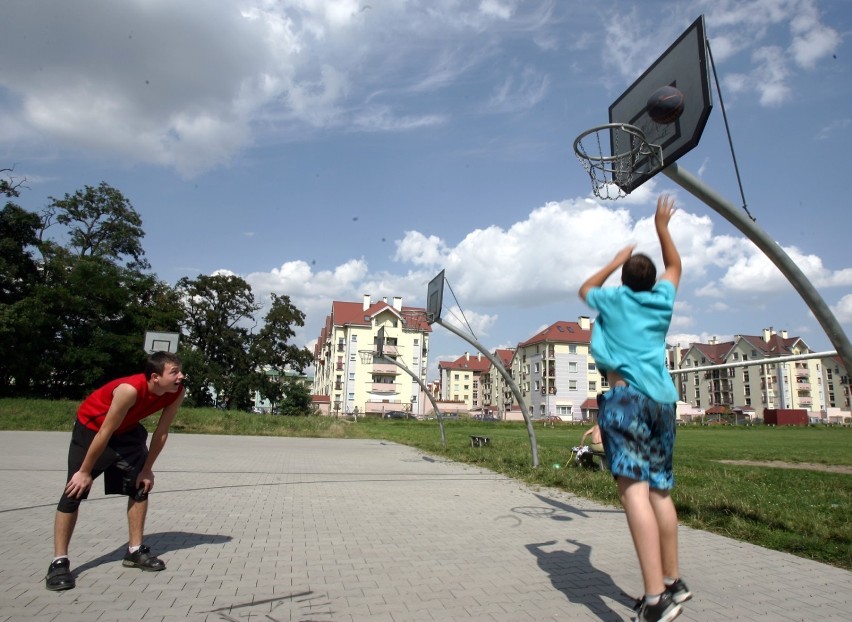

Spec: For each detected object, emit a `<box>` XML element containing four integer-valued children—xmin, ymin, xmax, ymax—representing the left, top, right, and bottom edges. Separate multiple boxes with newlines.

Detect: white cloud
<box><xmin>788</xmin><ymin>1</ymin><xmax>841</xmax><ymax>69</ymax></box>
<box><xmin>441</xmin><ymin>305</ymin><xmax>498</xmax><ymax>338</ymax></box>
<box><xmin>832</xmin><ymin>294</ymin><xmax>852</xmax><ymax>323</ymax></box>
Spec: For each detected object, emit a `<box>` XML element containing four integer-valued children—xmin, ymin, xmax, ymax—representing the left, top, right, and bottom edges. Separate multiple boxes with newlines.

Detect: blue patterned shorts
<box><xmin>597</xmin><ymin>385</ymin><xmax>676</xmax><ymax>490</ymax></box>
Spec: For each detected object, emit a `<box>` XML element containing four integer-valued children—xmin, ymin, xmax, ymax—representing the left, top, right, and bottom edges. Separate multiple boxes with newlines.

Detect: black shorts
<box><xmin>56</xmin><ymin>420</ymin><xmax>149</xmax><ymax>513</ymax></box>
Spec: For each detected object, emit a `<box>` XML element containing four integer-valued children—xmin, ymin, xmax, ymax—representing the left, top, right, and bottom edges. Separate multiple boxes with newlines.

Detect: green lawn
<box><xmin>2</xmin><ymin>398</ymin><xmax>850</xmax><ymax>570</ymax></box>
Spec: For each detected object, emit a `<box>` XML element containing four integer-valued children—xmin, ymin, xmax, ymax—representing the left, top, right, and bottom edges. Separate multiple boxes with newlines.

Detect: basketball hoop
<box><xmin>401</xmin><ymin>309</ymin><xmax>429</xmax><ymax>329</ymax></box>
<box><xmin>573</xmin><ymin>123</ymin><xmax>663</xmax><ymax>200</ymax></box>
<box><xmin>358</xmin><ymin>350</ymin><xmax>377</xmax><ymax>364</ymax></box>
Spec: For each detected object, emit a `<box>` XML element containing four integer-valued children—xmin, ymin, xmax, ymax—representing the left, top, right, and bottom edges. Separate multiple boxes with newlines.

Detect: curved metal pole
<box><xmin>435</xmin><ymin>318</ymin><xmax>540</xmax><ymax>467</ymax></box>
<box><xmin>378</xmin><ymin>355</ymin><xmax>446</xmax><ymax>448</ymax></box>
<box><xmin>663</xmin><ymin>163</ymin><xmax>852</xmax><ymax>375</ymax></box>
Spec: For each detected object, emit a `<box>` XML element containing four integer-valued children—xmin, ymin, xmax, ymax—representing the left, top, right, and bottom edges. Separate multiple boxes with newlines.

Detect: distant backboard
<box><xmin>375</xmin><ymin>326</ymin><xmax>385</xmax><ymax>357</ymax></box>
<box><xmin>609</xmin><ymin>15</ymin><xmax>712</xmax><ymax>193</ymax></box>
<box><xmin>426</xmin><ymin>270</ymin><xmax>445</xmax><ymax>324</ymax></box>
<box><xmin>144</xmin><ymin>331</ymin><xmax>179</xmax><ymax>354</ymax></box>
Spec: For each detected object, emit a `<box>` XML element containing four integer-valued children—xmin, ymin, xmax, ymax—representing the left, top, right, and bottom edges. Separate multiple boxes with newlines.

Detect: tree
<box><xmin>0</xmin><ymin>179</ymin><xmax>183</xmax><ymax>397</ymax></box>
<box><xmin>46</xmin><ymin>182</ymin><xmax>149</xmax><ymax>269</ymax></box>
<box><xmin>276</xmin><ymin>378</ymin><xmax>313</xmax><ymax>416</ymax></box>
<box><xmin>0</xmin><ymin>203</ymin><xmax>41</xmax><ymax>304</ymax></box>
<box><xmin>176</xmin><ymin>273</ymin><xmax>259</xmax><ymax>407</ymax></box>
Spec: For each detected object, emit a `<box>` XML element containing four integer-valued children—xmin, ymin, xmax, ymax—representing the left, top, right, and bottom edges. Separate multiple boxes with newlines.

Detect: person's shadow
<box><xmin>72</xmin><ymin>530</ymin><xmax>232</xmax><ymax>576</ymax></box>
<box><xmin>525</xmin><ymin>539</ymin><xmax>635</xmax><ymax>622</ymax></box>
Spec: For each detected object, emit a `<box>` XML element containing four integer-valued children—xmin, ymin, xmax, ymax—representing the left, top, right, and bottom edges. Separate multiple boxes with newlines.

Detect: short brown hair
<box><xmin>621</xmin><ymin>254</ymin><xmax>656</xmax><ymax>292</ymax></box>
<box><xmin>144</xmin><ymin>351</ymin><xmax>182</xmax><ymax>379</ymax></box>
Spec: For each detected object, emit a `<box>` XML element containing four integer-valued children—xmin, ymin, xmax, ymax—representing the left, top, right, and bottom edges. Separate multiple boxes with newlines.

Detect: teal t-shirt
<box><xmin>586</xmin><ymin>280</ymin><xmax>678</xmax><ymax>403</ymax></box>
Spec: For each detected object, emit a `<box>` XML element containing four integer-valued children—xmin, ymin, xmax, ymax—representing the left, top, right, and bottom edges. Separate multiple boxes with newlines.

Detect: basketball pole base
<box><xmin>662</xmin><ymin>162</ymin><xmax>852</xmax><ymax>375</ymax></box>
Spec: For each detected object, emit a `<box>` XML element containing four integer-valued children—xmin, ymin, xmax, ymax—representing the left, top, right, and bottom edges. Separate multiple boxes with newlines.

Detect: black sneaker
<box><xmin>122</xmin><ymin>545</ymin><xmax>165</xmax><ymax>571</ymax></box>
<box><xmin>633</xmin><ymin>579</ymin><xmax>693</xmax><ymax>611</ymax></box>
<box><xmin>45</xmin><ymin>558</ymin><xmax>75</xmax><ymax>591</ymax></box>
<box><xmin>666</xmin><ymin>578</ymin><xmax>692</xmax><ymax>604</ymax></box>
<box><xmin>633</xmin><ymin>591</ymin><xmax>682</xmax><ymax>622</ymax></box>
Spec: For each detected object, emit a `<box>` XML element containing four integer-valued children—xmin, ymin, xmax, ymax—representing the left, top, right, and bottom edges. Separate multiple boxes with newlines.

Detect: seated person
<box><xmin>581</xmin><ymin>421</ymin><xmax>605</xmax><ymax>454</ymax></box>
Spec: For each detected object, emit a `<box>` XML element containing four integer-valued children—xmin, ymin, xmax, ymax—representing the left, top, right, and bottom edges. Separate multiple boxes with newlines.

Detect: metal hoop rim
<box><xmin>573</xmin><ymin>123</ymin><xmax>649</xmax><ymax>163</ymax></box>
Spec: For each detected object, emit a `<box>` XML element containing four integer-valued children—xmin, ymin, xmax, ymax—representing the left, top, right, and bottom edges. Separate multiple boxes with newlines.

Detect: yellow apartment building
<box><xmin>313</xmin><ymin>295</ymin><xmax>431</xmax><ymax>417</ymax></box>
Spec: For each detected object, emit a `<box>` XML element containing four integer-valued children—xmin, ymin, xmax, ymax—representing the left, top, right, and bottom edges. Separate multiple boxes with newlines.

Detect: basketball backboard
<box><xmin>143</xmin><ymin>331</ymin><xmax>179</xmax><ymax>354</ymax></box>
<box><xmin>375</xmin><ymin>326</ymin><xmax>385</xmax><ymax>357</ymax></box>
<box><xmin>608</xmin><ymin>15</ymin><xmax>712</xmax><ymax>193</ymax></box>
<box><xmin>426</xmin><ymin>270</ymin><xmax>445</xmax><ymax>324</ymax></box>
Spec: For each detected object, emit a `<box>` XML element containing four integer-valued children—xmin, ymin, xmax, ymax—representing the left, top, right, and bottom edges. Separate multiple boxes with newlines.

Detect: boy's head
<box><xmin>145</xmin><ymin>351</ymin><xmax>182</xmax><ymax>380</ymax></box>
<box><xmin>621</xmin><ymin>253</ymin><xmax>656</xmax><ymax>292</ymax></box>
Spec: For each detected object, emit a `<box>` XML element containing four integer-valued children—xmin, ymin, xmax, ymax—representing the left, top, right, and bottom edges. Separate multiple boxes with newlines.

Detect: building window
<box><xmin>569</xmin><ymin>362</ymin><xmax>577</xmax><ymax>373</ymax></box>
<box><xmin>588</xmin><ymin>362</ymin><xmax>596</xmax><ymax>372</ymax></box>
<box><xmin>569</xmin><ymin>345</ymin><xmax>577</xmax><ymax>354</ymax></box>
<box><xmin>569</xmin><ymin>380</ymin><xmax>577</xmax><ymax>391</ymax></box>
<box><xmin>589</xmin><ymin>381</ymin><xmax>597</xmax><ymax>392</ymax></box>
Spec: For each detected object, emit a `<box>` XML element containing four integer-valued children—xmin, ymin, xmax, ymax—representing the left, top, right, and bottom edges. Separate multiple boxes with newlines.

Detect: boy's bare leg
<box><xmin>54</xmin><ymin>510</ymin><xmax>78</xmax><ymax>557</ymax></box>
<box><xmin>618</xmin><ymin>477</ymin><xmax>665</xmax><ymax>596</ymax></box>
<box><xmin>127</xmin><ymin>498</ymin><xmax>148</xmax><ymax>547</ymax></box>
<box><xmin>650</xmin><ymin>488</ymin><xmax>680</xmax><ymax>580</ymax></box>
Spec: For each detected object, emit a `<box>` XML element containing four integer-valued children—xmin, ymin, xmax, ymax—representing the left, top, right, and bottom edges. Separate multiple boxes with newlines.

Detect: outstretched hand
<box><xmin>655</xmin><ymin>193</ymin><xmax>677</xmax><ymax>229</ymax></box>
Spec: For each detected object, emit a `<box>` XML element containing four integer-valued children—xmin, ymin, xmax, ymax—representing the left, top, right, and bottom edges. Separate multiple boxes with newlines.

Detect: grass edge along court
<box><xmin>1</xmin><ymin>398</ymin><xmax>849</xmax><ymax>571</ymax></box>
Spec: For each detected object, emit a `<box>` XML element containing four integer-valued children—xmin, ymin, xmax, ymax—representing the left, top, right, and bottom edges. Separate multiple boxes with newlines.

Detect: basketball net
<box><xmin>573</xmin><ymin>123</ymin><xmax>663</xmax><ymax>200</ymax></box>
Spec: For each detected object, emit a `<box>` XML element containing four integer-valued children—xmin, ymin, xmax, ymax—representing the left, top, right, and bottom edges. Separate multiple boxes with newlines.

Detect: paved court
<box><xmin>0</xmin><ymin>431</ymin><xmax>849</xmax><ymax>621</ymax></box>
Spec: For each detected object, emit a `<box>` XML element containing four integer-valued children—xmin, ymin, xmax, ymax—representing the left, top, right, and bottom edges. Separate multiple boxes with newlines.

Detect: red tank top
<box><xmin>76</xmin><ymin>374</ymin><xmax>183</xmax><ymax>434</ymax></box>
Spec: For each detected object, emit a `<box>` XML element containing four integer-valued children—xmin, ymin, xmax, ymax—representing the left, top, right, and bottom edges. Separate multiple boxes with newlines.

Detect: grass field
<box><xmin>1</xmin><ymin>398</ymin><xmax>850</xmax><ymax>571</ymax></box>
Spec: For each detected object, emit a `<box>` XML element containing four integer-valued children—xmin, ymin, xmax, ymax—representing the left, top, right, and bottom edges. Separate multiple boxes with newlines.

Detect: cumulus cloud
<box><xmin>832</xmin><ymin>294</ymin><xmax>852</xmax><ymax>323</ymax></box>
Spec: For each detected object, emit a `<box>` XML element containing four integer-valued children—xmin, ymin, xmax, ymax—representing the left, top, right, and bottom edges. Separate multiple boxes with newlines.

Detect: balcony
<box><xmin>372</xmin><ymin>363</ymin><xmax>399</xmax><ymax>375</ymax></box>
<box><xmin>334</xmin><ymin>382</ymin><xmax>342</xmax><ymax>390</ymax></box>
<box><xmin>382</xmin><ymin>344</ymin><xmax>400</xmax><ymax>356</ymax></box>
<box><xmin>371</xmin><ymin>382</ymin><xmax>397</xmax><ymax>393</ymax></box>
<box><xmin>335</xmin><ymin>363</ymin><xmax>344</xmax><ymax>371</ymax></box>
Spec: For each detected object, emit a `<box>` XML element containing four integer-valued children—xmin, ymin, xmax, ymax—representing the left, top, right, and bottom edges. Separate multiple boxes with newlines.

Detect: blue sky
<box><xmin>2</xmin><ymin>0</ymin><xmax>850</xmax><ymax>380</ymax></box>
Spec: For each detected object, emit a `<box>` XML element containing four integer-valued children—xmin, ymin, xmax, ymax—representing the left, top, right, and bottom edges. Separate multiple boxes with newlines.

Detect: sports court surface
<box><xmin>0</xmin><ymin>431</ymin><xmax>849</xmax><ymax>621</ymax></box>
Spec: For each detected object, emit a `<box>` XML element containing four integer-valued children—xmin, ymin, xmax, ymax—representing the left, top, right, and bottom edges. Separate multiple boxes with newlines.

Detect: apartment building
<box><xmin>313</xmin><ymin>295</ymin><xmax>431</xmax><ymax>416</ymax></box>
<box><xmin>480</xmin><ymin>348</ymin><xmax>515</xmax><ymax>418</ymax></box>
<box><xmin>438</xmin><ymin>352</ymin><xmax>490</xmax><ymax>411</ymax></box>
<box><xmin>676</xmin><ymin>328</ymin><xmax>847</xmax><ymax>415</ymax></box>
<box><xmin>511</xmin><ymin>317</ymin><xmax>606</xmax><ymax>421</ymax></box>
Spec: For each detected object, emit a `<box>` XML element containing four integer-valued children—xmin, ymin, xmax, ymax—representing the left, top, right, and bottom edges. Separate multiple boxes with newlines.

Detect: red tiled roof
<box><xmin>737</xmin><ymin>333</ymin><xmax>801</xmax><ymax>357</ymax></box>
<box><xmin>581</xmin><ymin>398</ymin><xmax>598</xmax><ymax>410</ymax></box>
<box><xmin>518</xmin><ymin>320</ymin><xmax>592</xmax><ymax>347</ymax></box>
<box><xmin>494</xmin><ymin>348</ymin><xmax>515</xmax><ymax>368</ymax></box>
<box><xmin>689</xmin><ymin>341</ymin><xmax>734</xmax><ymax>365</ymax></box>
<box><xmin>438</xmin><ymin>353</ymin><xmax>491</xmax><ymax>372</ymax></box>
<box><xmin>330</xmin><ymin>300</ymin><xmax>431</xmax><ymax>332</ymax></box>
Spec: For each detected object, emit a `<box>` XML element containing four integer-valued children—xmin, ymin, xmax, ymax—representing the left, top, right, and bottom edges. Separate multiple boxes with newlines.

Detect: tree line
<box><xmin>0</xmin><ymin>169</ymin><xmax>313</xmax><ymax>412</ymax></box>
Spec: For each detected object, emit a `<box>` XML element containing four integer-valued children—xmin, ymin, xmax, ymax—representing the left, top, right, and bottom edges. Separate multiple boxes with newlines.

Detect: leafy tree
<box><xmin>46</xmin><ymin>181</ymin><xmax>149</xmax><ymax>269</ymax></box>
<box><xmin>176</xmin><ymin>273</ymin><xmax>259</xmax><ymax>407</ymax></box>
<box><xmin>0</xmin><ymin>203</ymin><xmax>41</xmax><ymax>304</ymax></box>
<box><xmin>0</xmin><ymin>180</ymin><xmax>182</xmax><ymax>397</ymax></box>
<box><xmin>276</xmin><ymin>378</ymin><xmax>313</xmax><ymax>416</ymax></box>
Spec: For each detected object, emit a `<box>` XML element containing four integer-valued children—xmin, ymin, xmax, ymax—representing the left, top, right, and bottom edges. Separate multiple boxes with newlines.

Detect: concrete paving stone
<box><xmin>1</xmin><ymin>432</ymin><xmax>850</xmax><ymax>621</ymax></box>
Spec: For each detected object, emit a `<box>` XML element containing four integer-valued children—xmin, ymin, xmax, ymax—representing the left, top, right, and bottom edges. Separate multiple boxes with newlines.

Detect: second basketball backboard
<box><xmin>608</xmin><ymin>15</ymin><xmax>712</xmax><ymax>193</ymax></box>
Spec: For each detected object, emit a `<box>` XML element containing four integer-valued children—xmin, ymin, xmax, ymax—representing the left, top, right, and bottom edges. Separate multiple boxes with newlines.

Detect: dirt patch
<box><xmin>717</xmin><ymin>460</ymin><xmax>852</xmax><ymax>474</ymax></box>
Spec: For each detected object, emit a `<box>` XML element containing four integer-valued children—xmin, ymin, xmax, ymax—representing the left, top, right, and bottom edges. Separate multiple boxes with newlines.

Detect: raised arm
<box><xmin>655</xmin><ymin>194</ymin><xmax>682</xmax><ymax>289</ymax></box>
<box><xmin>578</xmin><ymin>244</ymin><xmax>635</xmax><ymax>302</ymax></box>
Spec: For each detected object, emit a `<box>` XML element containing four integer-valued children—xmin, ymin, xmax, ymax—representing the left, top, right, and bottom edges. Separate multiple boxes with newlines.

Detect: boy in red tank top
<box><xmin>45</xmin><ymin>351</ymin><xmax>185</xmax><ymax>591</ymax></box>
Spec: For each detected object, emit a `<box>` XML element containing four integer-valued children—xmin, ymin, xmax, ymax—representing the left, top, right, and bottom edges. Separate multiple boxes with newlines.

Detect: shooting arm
<box><xmin>578</xmin><ymin>245</ymin><xmax>635</xmax><ymax>302</ymax></box>
<box><xmin>655</xmin><ymin>194</ymin><xmax>682</xmax><ymax>288</ymax></box>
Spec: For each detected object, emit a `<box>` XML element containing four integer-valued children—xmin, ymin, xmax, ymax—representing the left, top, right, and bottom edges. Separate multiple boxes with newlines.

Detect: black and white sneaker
<box><xmin>45</xmin><ymin>558</ymin><xmax>75</xmax><ymax>591</ymax></box>
<box><xmin>633</xmin><ymin>591</ymin><xmax>682</xmax><ymax>622</ymax></box>
<box><xmin>633</xmin><ymin>578</ymin><xmax>692</xmax><ymax>611</ymax></box>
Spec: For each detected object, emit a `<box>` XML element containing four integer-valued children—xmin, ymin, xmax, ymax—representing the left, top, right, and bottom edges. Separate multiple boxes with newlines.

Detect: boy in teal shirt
<box><xmin>579</xmin><ymin>194</ymin><xmax>690</xmax><ymax>622</ymax></box>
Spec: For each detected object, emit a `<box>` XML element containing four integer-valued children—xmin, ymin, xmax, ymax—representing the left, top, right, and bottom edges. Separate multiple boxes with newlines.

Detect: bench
<box><xmin>570</xmin><ymin>446</ymin><xmax>608</xmax><ymax>471</ymax></box>
<box><xmin>470</xmin><ymin>435</ymin><xmax>490</xmax><ymax>448</ymax></box>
